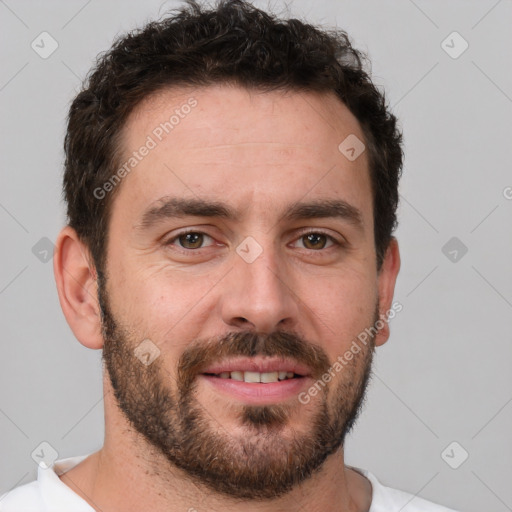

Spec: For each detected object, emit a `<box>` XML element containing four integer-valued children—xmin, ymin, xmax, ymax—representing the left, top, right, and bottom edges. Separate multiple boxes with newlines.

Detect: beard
<box><xmin>99</xmin><ymin>278</ymin><xmax>378</xmax><ymax>500</ymax></box>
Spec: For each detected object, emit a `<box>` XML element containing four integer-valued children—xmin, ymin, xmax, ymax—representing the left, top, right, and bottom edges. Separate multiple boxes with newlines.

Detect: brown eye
<box><xmin>300</xmin><ymin>232</ymin><xmax>333</xmax><ymax>250</ymax></box>
<box><xmin>301</xmin><ymin>233</ymin><xmax>329</xmax><ymax>250</ymax></box>
<box><xmin>177</xmin><ymin>232</ymin><xmax>204</xmax><ymax>249</ymax></box>
<box><xmin>166</xmin><ymin>231</ymin><xmax>215</xmax><ymax>250</ymax></box>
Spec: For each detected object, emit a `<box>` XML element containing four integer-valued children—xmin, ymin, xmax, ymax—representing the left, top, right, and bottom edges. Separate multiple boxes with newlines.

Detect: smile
<box><xmin>198</xmin><ymin>357</ymin><xmax>312</xmax><ymax>404</ymax></box>
<box><xmin>203</xmin><ymin>370</ymin><xmax>299</xmax><ymax>383</ymax></box>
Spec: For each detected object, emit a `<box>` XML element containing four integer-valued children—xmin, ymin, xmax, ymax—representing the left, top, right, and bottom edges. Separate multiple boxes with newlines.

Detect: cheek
<box><xmin>302</xmin><ymin>269</ymin><xmax>377</xmax><ymax>356</ymax></box>
<box><xmin>110</xmin><ymin>264</ymin><xmax>217</xmax><ymax>348</ymax></box>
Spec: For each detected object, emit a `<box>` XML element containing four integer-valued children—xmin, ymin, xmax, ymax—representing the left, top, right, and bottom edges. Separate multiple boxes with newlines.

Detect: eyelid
<box><xmin>164</xmin><ymin>229</ymin><xmax>217</xmax><ymax>250</ymax></box>
<box><xmin>290</xmin><ymin>228</ymin><xmax>344</xmax><ymax>249</ymax></box>
<box><xmin>164</xmin><ymin>227</ymin><xmax>345</xmax><ymax>252</ymax></box>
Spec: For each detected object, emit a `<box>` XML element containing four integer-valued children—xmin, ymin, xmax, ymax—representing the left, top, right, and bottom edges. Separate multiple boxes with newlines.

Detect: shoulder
<box><xmin>0</xmin><ymin>454</ymin><xmax>94</xmax><ymax>512</ymax></box>
<box><xmin>350</xmin><ymin>466</ymin><xmax>460</xmax><ymax>512</ymax></box>
<box><xmin>0</xmin><ymin>480</ymin><xmax>44</xmax><ymax>511</ymax></box>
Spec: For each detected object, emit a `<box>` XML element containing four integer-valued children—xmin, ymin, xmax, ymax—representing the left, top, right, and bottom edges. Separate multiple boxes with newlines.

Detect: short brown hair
<box><xmin>63</xmin><ymin>0</ymin><xmax>403</xmax><ymax>276</ymax></box>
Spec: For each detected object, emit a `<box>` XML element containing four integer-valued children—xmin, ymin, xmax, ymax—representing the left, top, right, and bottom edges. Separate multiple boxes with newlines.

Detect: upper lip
<box><xmin>201</xmin><ymin>357</ymin><xmax>312</xmax><ymax>376</ymax></box>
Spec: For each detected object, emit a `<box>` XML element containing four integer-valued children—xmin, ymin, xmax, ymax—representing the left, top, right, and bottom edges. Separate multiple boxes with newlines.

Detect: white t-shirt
<box><xmin>0</xmin><ymin>454</ymin><xmax>459</xmax><ymax>511</ymax></box>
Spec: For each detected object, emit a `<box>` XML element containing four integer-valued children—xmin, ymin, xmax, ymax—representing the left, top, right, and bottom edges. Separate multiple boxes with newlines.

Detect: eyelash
<box><xmin>164</xmin><ymin>229</ymin><xmax>344</xmax><ymax>253</ymax></box>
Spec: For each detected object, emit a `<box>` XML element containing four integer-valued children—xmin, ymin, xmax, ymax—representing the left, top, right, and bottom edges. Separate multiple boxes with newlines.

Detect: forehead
<box><xmin>114</xmin><ymin>84</ymin><xmax>373</xmax><ymax>229</ymax></box>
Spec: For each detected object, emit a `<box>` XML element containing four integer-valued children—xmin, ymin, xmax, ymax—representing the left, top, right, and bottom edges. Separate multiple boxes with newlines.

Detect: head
<box><xmin>55</xmin><ymin>0</ymin><xmax>402</xmax><ymax>501</ymax></box>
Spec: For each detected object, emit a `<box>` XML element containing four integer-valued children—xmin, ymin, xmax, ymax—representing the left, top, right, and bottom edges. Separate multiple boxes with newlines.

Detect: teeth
<box><xmin>244</xmin><ymin>371</ymin><xmax>261</xmax><ymax>383</ymax></box>
<box><xmin>214</xmin><ymin>371</ymin><xmax>296</xmax><ymax>382</ymax></box>
<box><xmin>260</xmin><ymin>371</ymin><xmax>279</xmax><ymax>383</ymax></box>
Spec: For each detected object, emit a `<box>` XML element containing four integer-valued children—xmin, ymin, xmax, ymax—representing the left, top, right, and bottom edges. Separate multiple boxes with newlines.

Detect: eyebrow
<box><xmin>136</xmin><ymin>196</ymin><xmax>364</xmax><ymax>232</ymax></box>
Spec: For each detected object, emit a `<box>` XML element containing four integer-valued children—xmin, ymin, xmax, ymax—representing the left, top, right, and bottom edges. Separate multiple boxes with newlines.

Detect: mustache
<box><xmin>177</xmin><ymin>330</ymin><xmax>331</xmax><ymax>390</ymax></box>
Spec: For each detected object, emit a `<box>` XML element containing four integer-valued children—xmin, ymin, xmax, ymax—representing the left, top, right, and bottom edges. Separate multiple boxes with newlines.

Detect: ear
<box><xmin>53</xmin><ymin>226</ymin><xmax>104</xmax><ymax>350</ymax></box>
<box><xmin>374</xmin><ymin>237</ymin><xmax>401</xmax><ymax>347</ymax></box>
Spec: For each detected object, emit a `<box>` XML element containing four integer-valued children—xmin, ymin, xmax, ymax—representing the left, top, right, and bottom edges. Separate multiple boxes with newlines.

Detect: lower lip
<box><xmin>199</xmin><ymin>374</ymin><xmax>311</xmax><ymax>404</ymax></box>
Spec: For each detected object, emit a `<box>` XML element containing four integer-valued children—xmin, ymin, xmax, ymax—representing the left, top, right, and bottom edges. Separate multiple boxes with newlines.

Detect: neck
<box><xmin>59</xmin><ymin>376</ymin><xmax>372</xmax><ymax>512</ymax></box>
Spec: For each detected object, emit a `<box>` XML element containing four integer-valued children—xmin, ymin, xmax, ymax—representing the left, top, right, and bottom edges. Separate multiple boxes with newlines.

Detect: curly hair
<box><xmin>63</xmin><ymin>0</ymin><xmax>403</xmax><ymax>275</ymax></box>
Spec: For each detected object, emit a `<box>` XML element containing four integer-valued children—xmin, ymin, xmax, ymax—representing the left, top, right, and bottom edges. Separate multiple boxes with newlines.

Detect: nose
<box><xmin>220</xmin><ymin>242</ymin><xmax>299</xmax><ymax>333</ymax></box>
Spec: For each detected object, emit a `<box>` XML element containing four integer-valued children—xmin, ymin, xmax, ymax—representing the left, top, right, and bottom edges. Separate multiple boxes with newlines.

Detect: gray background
<box><xmin>1</xmin><ymin>1</ymin><xmax>511</xmax><ymax>510</ymax></box>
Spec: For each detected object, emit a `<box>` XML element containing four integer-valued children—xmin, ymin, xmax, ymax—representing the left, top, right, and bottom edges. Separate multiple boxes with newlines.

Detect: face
<box><xmin>99</xmin><ymin>84</ymin><xmax>386</xmax><ymax>499</ymax></box>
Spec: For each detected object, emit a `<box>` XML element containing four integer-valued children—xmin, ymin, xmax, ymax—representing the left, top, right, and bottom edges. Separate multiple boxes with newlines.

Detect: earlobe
<box><xmin>53</xmin><ymin>226</ymin><xmax>104</xmax><ymax>350</ymax></box>
<box><xmin>375</xmin><ymin>237</ymin><xmax>401</xmax><ymax>347</ymax></box>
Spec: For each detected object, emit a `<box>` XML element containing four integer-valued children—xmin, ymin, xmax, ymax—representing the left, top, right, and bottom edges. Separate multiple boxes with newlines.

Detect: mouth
<box><xmin>200</xmin><ymin>356</ymin><xmax>311</xmax><ymax>381</ymax></box>
<box><xmin>198</xmin><ymin>357</ymin><xmax>312</xmax><ymax>404</ymax></box>
<box><xmin>202</xmin><ymin>370</ymin><xmax>303</xmax><ymax>383</ymax></box>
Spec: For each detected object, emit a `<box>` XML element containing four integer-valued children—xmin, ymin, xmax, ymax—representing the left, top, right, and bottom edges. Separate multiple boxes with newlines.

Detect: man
<box><xmin>1</xmin><ymin>0</ymin><xmax>459</xmax><ymax>510</ymax></box>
